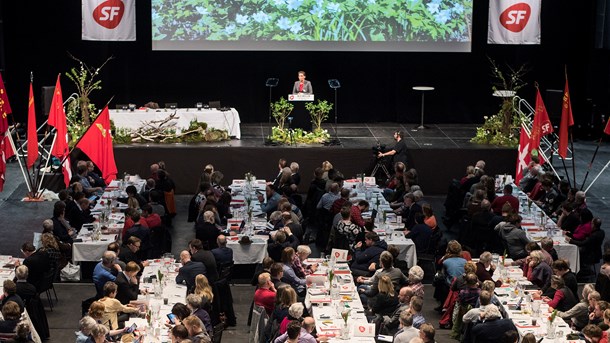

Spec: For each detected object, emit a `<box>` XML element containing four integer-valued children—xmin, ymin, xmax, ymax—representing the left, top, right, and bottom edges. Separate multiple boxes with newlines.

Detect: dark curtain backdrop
<box><xmin>1</xmin><ymin>0</ymin><xmax>609</xmax><ymax>129</ymax></box>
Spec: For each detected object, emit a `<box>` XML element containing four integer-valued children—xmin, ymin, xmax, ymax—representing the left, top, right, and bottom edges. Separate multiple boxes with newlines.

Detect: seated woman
<box><xmin>98</xmin><ymin>282</ymin><xmax>141</xmax><ymax>330</ymax></box>
<box><xmin>407</xmin><ymin>265</ymin><xmax>425</xmax><ymax>299</ymax></box>
<box><xmin>185</xmin><ymin>294</ymin><xmax>212</xmax><ymax>336</ymax></box>
<box><xmin>279</xmin><ymin>302</ymin><xmax>304</xmax><ymax>335</ymax></box>
<box><xmin>75</xmin><ymin>316</ymin><xmax>97</xmax><ymax>343</ymax></box>
<box><xmin>526</xmin><ymin>251</ymin><xmax>553</xmax><ymax>289</ymax></box>
<box><xmin>543</xmin><ymin>275</ymin><xmax>578</xmax><ymax>312</ymax></box>
<box><xmin>280</xmin><ymin>248</ymin><xmax>306</xmax><ymax>296</ymax></box>
<box><xmin>368</xmin><ymin>275</ymin><xmax>399</xmax><ymax>317</ymax></box>
<box><xmin>271</xmin><ymin>287</ymin><xmax>297</xmax><ymax>328</ymax></box>
<box><xmin>422</xmin><ymin>203</ymin><xmax>437</xmax><ymax>230</ymax></box>
<box><xmin>89</xmin><ymin>323</ymin><xmax>109</xmax><ymax>343</ymax></box>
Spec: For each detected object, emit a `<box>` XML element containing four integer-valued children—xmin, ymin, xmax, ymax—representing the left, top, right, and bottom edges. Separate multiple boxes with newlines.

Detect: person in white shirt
<box><xmin>394</xmin><ymin>311</ymin><xmax>419</xmax><ymax>343</ymax></box>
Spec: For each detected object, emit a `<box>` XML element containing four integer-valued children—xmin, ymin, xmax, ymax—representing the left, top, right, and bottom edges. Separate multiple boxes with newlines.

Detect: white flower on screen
<box><xmin>452</xmin><ymin>3</ymin><xmax>464</xmax><ymax>14</ymax></box>
<box><xmin>327</xmin><ymin>3</ymin><xmax>341</xmax><ymax>13</ymax></box>
<box><xmin>290</xmin><ymin>22</ymin><xmax>302</xmax><ymax>34</ymax></box>
<box><xmin>253</xmin><ymin>11</ymin><xmax>271</xmax><ymax>24</ymax></box>
<box><xmin>434</xmin><ymin>9</ymin><xmax>451</xmax><ymax>24</ymax></box>
<box><xmin>225</xmin><ymin>24</ymin><xmax>236</xmax><ymax>34</ymax></box>
<box><xmin>287</xmin><ymin>0</ymin><xmax>304</xmax><ymax>11</ymax></box>
<box><xmin>273</xmin><ymin>0</ymin><xmax>287</xmax><ymax>6</ymax></box>
<box><xmin>278</xmin><ymin>17</ymin><xmax>291</xmax><ymax>30</ymax></box>
<box><xmin>195</xmin><ymin>6</ymin><xmax>209</xmax><ymax>16</ymax></box>
<box><xmin>236</xmin><ymin>14</ymin><xmax>249</xmax><ymax>25</ymax></box>
<box><xmin>310</xmin><ymin>5</ymin><xmax>324</xmax><ymax>18</ymax></box>
<box><xmin>426</xmin><ymin>2</ymin><xmax>440</xmax><ymax>14</ymax></box>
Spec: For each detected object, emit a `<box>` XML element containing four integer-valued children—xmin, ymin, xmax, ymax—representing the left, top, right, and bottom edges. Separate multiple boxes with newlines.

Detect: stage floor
<box><xmin>234</xmin><ymin>122</ymin><xmax>502</xmax><ymax>150</ymax></box>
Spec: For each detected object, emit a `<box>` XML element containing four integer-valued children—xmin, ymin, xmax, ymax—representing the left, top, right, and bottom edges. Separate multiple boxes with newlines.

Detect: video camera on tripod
<box><xmin>372</xmin><ymin>144</ymin><xmax>386</xmax><ymax>157</ymax></box>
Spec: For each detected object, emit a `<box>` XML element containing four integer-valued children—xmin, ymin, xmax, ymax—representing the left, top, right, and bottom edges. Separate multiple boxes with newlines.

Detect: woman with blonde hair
<box><xmin>368</xmin><ymin>275</ymin><xmax>398</xmax><ymax>316</ymax></box>
<box><xmin>90</xmin><ymin>323</ymin><xmax>109</xmax><ymax>343</ymax></box>
<box><xmin>272</xmin><ymin>286</ymin><xmax>297</xmax><ymax>325</ymax></box>
<box><xmin>526</xmin><ymin>250</ymin><xmax>552</xmax><ymax>289</ymax></box>
<box><xmin>194</xmin><ymin>274</ymin><xmax>214</xmax><ymax>305</ymax></box>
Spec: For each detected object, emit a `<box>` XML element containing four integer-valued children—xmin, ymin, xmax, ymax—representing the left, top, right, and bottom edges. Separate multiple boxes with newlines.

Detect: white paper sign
<box><xmin>330</xmin><ymin>249</ymin><xmax>349</xmax><ymax>264</ymax></box>
<box><xmin>353</xmin><ymin>322</ymin><xmax>376</xmax><ymax>337</ymax></box>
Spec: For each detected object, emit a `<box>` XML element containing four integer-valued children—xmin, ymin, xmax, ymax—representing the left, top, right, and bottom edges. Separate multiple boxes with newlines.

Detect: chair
<box><xmin>218</xmin><ymin>261</ymin><xmax>234</xmax><ymax>285</ymax></box>
<box><xmin>40</xmin><ymin>267</ymin><xmax>58</xmax><ymax>310</ymax></box>
<box><xmin>249</xmin><ymin>304</ymin><xmax>268</xmax><ymax>343</ymax></box>
<box><xmin>417</xmin><ymin>228</ymin><xmax>442</xmax><ymax>284</ymax></box>
<box><xmin>212</xmin><ymin>322</ymin><xmax>225</xmax><ymax>343</ymax></box>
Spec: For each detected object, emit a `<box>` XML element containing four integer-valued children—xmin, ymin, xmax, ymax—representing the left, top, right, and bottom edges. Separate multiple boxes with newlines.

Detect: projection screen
<box><xmin>152</xmin><ymin>0</ymin><xmax>473</xmax><ymax>52</ymax></box>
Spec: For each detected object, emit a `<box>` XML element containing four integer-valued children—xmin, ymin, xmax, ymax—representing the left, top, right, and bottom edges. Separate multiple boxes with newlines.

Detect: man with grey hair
<box><xmin>471</xmin><ymin>304</ymin><xmax>516</xmax><ymax>342</ymax></box>
<box><xmin>76</xmin><ymin>316</ymin><xmax>97</xmax><ymax>342</ymax></box>
<box><xmin>92</xmin><ymin>251</ymin><xmax>119</xmax><ymax>297</ymax></box>
<box><xmin>289</xmin><ymin>162</ymin><xmax>300</xmax><ymax>186</ymax></box>
<box><xmin>393</xmin><ymin>311</ymin><xmax>419</xmax><ymax>343</ymax></box>
<box><xmin>540</xmin><ymin>237</ymin><xmax>558</xmax><ymax>262</ymax></box>
<box><xmin>211</xmin><ymin>234</ymin><xmax>233</xmax><ymax>265</ymax></box>
<box><xmin>185</xmin><ymin>293</ymin><xmax>212</xmax><ymax>335</ymax></box>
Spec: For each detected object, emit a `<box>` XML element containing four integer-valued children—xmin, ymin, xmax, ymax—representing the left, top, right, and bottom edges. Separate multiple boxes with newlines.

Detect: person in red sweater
<box><xmin>141</xmin><ymin>204</ymin><xmax>162</xmax><ymax>228</ymax></box>
<box><xmin>490</xmin><ymin>184</ymin><xmax>519</xmax><ymax>215</ymax></box>
<box><xmin>253</xmin><ymin>272</ymin><xmax>276</xmax><ymax>316</ymax></box>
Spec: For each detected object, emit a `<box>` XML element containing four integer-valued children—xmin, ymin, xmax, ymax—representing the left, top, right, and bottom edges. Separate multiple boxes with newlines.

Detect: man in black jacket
<box><xmin>176</xmin><ymin>250</ymin><xmax>206</xmax><ymax>294</ymax></box>
<box><xmin>119</xmin><ymin>236</ymin><xmax>150</xmax><ymax>272</ymax></box>
<box><xmin>20</xmin><ymin>243</ymin><xmax>50</xmax><ymax>293</ymax></box>
<box><xmin>115</xmin><ymin>262</ymin><xmax>142</xmax><ymax>305</ymax></box>
<box><xmin>189</xmin><ymin>239</ymin><xmax>219</xmax><ymax>283</ymax></box>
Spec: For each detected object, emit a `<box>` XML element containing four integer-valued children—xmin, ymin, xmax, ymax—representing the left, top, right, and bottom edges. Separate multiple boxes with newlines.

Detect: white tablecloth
<box><xmin>226</xmin><ymin>235</ymin><xmax>267</xmax><ymax>264</ymax></box>
<box><xmin>72</xmin><ymin>233</ymin><xmax>119</xmax><ymax>262</ymax></box>
<box><xmin>0</xmin><ymin>257</ymin><xmax>41</xmax><ymax>343</ymax></box>
<box><xmin>110</xmin><ymin>108</ymin><xmax>241</xmax><ymax>139</ymax></box>
<box><xmin>304</xmin><ymin>264</ymin><xmax>375</xmax><ymax>342</ymax></box>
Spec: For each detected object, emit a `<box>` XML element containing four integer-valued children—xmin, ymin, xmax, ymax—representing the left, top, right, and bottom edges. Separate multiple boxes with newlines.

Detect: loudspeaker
<box><xmin>41</xmin><ymin>86</ymin><xmax>55</xmax><ymax>116</ymax></box>
<box><xmin>544</xmin><ymin>89</ymin><xmax>563</xmax><ymax>127</ymax></box>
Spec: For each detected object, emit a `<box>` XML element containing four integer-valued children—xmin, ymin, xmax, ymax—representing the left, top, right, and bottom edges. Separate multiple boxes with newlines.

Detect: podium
<box><xmin>288</xmin><ymin>93</ymin><xmax>314</xmax><ymax>131</ymax></box>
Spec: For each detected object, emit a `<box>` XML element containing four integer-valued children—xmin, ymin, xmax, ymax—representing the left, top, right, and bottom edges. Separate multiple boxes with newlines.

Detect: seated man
<box><xmin>92</xmin><ymin>251</ymin><xmax>120</xmax><ymax>298</ymax></box>
<box><xmin>119</xmin><ymin>236</ymin><xmax>150</xmax><ymax>272</ymax></box>
<box><xmin>253</xmin><ymin>272</ymin><xmax>276</xmax><ymax>316</ymax></box>
<box><xmin>211</xmin><ymin>235</ymin><xmax>233</xmax><ymax>266</ymax></box>
<box><xmin>490</xmin><ymin>184</ymin><xmax>519</xmax><ymax>215</ymax></box>
<box><xmin>1</xmin><ymin>280</ymin><xmax>24</xmax><ymax>313</ymax></box>
<box><xmin>176</xmin><ymin>250</ymin><xmax>206</xmax><ymax>294</ymax></box>
<box><xmin>471</xmin><ymin>305</ymin><xmax>517</xmax><ymax>343</ymax></box>
<box><xmin>189</xmin><ymin>239</ymin><xmax>219</xmax><ymax>283</ymax></box>
<box><xmin>350</xmin><ymin>232</ymin><xmax>387</xmax><ymax>278</ymax></box>
<box><xmin>405</xmin><ymin>213</ymin><xmax>432</xmax><ymax>255</ymax></box>
<box><xmin>76</xmin><ymin>163</ymin><xmax>103</xmax><ymax>196</ymax></box>
<box><xmin>115</xmin><ymin>262</ymin><xmax>142</xmax><ymax>305</ymax></box>
<box><xmin>393</xmin><ymin>312</ymin><xmax>419</xmax><ymax>343</ymax></box>
<box><xmin>267</xmin><ymin>229</ymin><xmax>298</xmax><ymax>263</ymax></box>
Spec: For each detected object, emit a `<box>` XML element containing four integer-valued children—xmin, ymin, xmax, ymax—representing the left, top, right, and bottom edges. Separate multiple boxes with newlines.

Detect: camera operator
<box><xmin>377</xmin><ymin>131</ymin><xmax>408</xmax><ymax>167</ymax></box>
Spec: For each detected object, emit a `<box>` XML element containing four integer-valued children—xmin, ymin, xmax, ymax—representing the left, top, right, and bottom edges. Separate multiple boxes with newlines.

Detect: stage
<box><xmin>112</xmin><ymin>122</ymin><xmax>517</xmax><ymax>195</ymax></box>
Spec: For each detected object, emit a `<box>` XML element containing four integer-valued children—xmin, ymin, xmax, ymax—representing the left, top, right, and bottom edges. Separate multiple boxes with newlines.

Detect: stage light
<box><xmin>328</xmin><ymin>79</ymin><xmax>341</xmax><ymax>89</ymax></box>
<box><xmin>266</xmin><ymin>78</ymin><xmax>279</xmax><ymax>87</ymax></box>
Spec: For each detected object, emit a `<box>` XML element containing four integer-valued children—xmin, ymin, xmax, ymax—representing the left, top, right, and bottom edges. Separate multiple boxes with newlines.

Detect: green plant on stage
<box><xmin>64</xmin><ymin>54</ymin><xmax>113</xmax><ymax>146</ymax></box>
<box><xmin>305</xmin><ymin>100</ymin><xmax>333</xmax><ymax>132</ymax></box>
<box><xmin>471</xmin><ymin>57</ymin><xmax>528</xmax><ymax>148</ymax></box>
<box><xmin>111</xmin><ymin>119</ymin><xmax>229</xmax><ymax>144</ymax></box>
<box><xmin>271</xmin><ymin>97</ymin><xmax>294</xmax><ymax>130</ymax></box>
<box><xmin>268</xmin><ymin>126</ymin><xmax>330</xmax><ymax>145</ymax></box>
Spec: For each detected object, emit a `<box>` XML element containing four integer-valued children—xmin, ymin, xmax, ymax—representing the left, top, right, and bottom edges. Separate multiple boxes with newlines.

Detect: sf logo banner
<box><xmin>488</xmin><ymin>0</ymin><xmax>541</xmax><ymax>45</ymax></box>
<box><xmin>93</xmin><ymin>0</ymin><xmax>125</xmax><ymax>29</ymax></box>
<box><xmin>82</xmin><ymin>0</ymin><xmax>135</xmax><ymax>41</ymax></box>
<box><xmin>500</xmin><ymin>3</ymin><xmax>531</xmax><ymax>32</ymax></box>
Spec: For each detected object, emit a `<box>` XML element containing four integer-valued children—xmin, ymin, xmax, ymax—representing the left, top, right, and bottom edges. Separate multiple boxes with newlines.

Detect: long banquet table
<box><xmin>110</xmin><ymin>107</ymin><xmax>241</xmax><ymax>139</ymax></box>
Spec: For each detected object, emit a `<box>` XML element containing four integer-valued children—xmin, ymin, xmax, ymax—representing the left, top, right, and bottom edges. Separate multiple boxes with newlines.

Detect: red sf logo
<box><xmin>499</xmin><ymin>3</ymin><xmax>531</xmax><ymax>32</ymax></box>
<box><xmin>359</xmin><ymin>326</ymin><xmax>365</xmax><ymax>333</ymax></box>
<box><xmin>335</xmin><ymin>252</ymin><xmax>340</xmax><ymax>257</ymax></box>
<box><xmin>93</xmin><ymin>0</ymin><xmax>125</xmax><ymax>29</ymax></box>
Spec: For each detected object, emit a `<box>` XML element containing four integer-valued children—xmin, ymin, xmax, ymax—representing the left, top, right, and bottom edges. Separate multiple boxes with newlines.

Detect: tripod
<box><xmin>371</xmin><ymin>157</ymin><xmax>391</xmax><ymax>179</ymax></box>
<box><xmin>326</xmin><ymin>79</ymin><xmax>341</xmax><ymax>146</ymax></box>
<box><xmin>287</xmin><ymin>116</ymin><xmax>295</xmax><ymax>146</ymax></box>
<box><xmin>265</xmin><ymin>78</ymin><xmax>279</xmax><ymax>145</ymax></box>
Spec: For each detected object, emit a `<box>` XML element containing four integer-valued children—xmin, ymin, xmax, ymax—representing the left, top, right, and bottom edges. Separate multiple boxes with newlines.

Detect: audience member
<box><xmin>176</xmin><ymin>250</ymin><xmax>207</xmax><ymax>294</ymax></box>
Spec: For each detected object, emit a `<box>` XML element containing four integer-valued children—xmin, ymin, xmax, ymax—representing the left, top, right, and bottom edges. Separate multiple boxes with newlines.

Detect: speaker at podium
<box><xmin>287</xmin><ymin>93</ymin><xmax>314</xmax><ymax>131</ymax></box>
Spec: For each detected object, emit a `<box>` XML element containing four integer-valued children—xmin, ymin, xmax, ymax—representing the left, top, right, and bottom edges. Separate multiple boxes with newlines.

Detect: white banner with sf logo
<box><xmin>488</xmin><ymin>0</ymin><xmax>541</xmax><ymax>44</ymax></box>
<box><xmin>82</xmin><ymin>0</ymin><xmax>136</xmax><ymax>41</ymax></box>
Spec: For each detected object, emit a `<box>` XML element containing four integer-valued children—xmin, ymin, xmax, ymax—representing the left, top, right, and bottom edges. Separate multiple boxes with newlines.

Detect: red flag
<box><xmin>0</xmin><ymin>73</ymin><xmax>12</xmax><ymax>135</ymax></box>
<box><xmin>515</xmin><ymin>126</ymin><xmax>532</xmax><ymax>186</ymax></box>
<box><xmin>530</xmin><ymin>88</ymin><xmax>553</xmax><ymax>163</ymax></box>
<box><xmin>558</xmin><ymin>79</ymin><xmax>574</xmax><ymax>159</ymax></box>
<box><xmin>47</xmin><ymin>75</ymin><xmax>72</xmax><ymax>188</ymax></box>
<box><xmin>0</xmin><ymin>73</ymin><xmax>13</xmax><ymax>192</ymax></box>
<box><xmin>0</xmin><ymin>133</ymin><xmax>15</xmax><ymax>192</ymax></box>
<box><xmin>605</xmin><ymin>118</ymin><xmax>610</xmax><ymax>136</ymax></box>
<box><xmin>76</xmin><ymin>106</ymin><xmax>117</xmax><ymax>183</ymax></box>
<box><xmin>27</xmin><ymin>83</ymin><xmax>38</xmax><ymax>169</ymax></box>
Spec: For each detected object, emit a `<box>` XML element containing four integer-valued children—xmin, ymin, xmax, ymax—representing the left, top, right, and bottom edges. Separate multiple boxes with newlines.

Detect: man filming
<box><xmin>377</xmin><ymin>131</ymin><xmax>408</xmax><ymax>167</ymax></box>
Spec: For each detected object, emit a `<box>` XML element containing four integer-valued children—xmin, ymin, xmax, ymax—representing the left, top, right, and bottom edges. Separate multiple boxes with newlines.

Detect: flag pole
<box><xmin>564</xmin><ymin>66</ymin><xmax>578</xmax><ymax>189</ymax></box>
<box><xmin>36</xmin><ymin>132</ymin><xmax>58</xmax><ymax>197</ymax></box>
<box><xmin>585</xmin><ymin>158</ymin><xmax>610</xmax><ymax>193</ymax></box>
<box><xmin>4</xmin><ymin>128</ymin><xmax>32</xmax><ymax>194</ymax></box>
<box><xmin>580</xmin><ymin>136</ymin><xmax>603</xmax><ymax>190</ymax></box>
